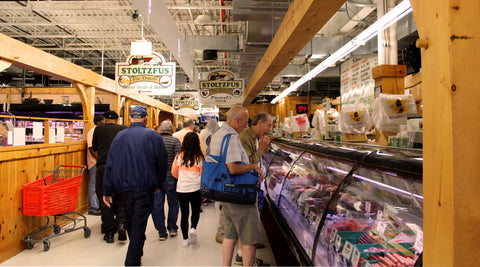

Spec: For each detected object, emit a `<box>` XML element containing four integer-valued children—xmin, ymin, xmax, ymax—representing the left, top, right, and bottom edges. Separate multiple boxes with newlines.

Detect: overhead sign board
<box><xmin>199</xmin><ymin>70</ymin><xmax>244</xmax><ymax>107</ymax></box>
<box><xmin>116</xmin><ymin>52</ymin><xmax>176</xmax><ymax>96</ymax></box>
<box><xmin>173</xmin><ymin>93</ymin><xmax>200</xmax><ymax>115</ymax></box>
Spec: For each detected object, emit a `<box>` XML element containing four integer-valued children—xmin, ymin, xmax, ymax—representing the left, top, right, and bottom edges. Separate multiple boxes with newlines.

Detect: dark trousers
<box><xmin>96</xmin><ymin>164</ymin><xmax>126</xmax><ymax>234</ymax></box>
<box><xmin>119</xmin><ymin>190</ymin><xmax>154</xmax><ymax>266</ymax></box>
<box><xmin>177</xmin><ymin>190</ymin><xmax>202</xmax><ymax>240</ymax></box>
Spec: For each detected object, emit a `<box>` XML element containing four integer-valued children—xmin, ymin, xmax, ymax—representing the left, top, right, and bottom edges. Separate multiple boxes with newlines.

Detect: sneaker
<box><xmin>189</xmin><ymin>228</ymin><xmax>197</xmax><ymax>245</ymax></box>
<box><xmin>169</xmin><ymin>232</ymin><xmax>177</xmax><ymax>237</ymax></box>
<box><xmin>117</xmin><ymin>224</ymin><xmax>127</xmax><ymax>241</ymax></box>
<box><xmin>234</xmin><ymin>254</ymin><xmax>242</xmax><ymax>265</ymax></box>
<box><xmin>158</xmin><ymin>234</ymin><xmax>168</xmax><ymax>241</ymax></box>
<box><xmin>253</xmin><ymin>258</ymin><xmax>270</xmax><ymax>266</ymax></box>
<box><xmin>183</xmin><ymin>239</ymin><xmax>190</xmax><ymax>247</ymax></box>
<box><xmin>88</xmin><ymin>209</ymin><xmax>101</xmax><ymax>216</ymax></box>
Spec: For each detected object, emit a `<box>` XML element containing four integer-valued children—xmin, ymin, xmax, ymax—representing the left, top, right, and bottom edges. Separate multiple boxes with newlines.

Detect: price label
<box><xmin>351</xmin><ymin>246</ymin><xmax>361</xmax><ymax>267</ymax></box>
<box><xmin>364</xmin><ymin>261</ymin><xmax>373</xmax><ymax>267</ymax></box>
<box><xmin>341</xmin><ymin>241</ymin><xmax>354</xmax><ymax>260</ymax></box>
<box><xmin>377</xmin><ymin>210</ymin><xmax>383</xmax><ymax>221</ymax></box>
<box><xmin>330</xmin><ymin>227</ymin><xmax>338</xmax><ymax>244</ymax></box>
<box><xmin>304</xmin><ymin>203</ymin><xmax>309</xmax><ymax>216</ymax></box>
<box><xmin>335</xmin><ymin>234</ymin><xmax>342</xmax><ymax>250</ymax></box>
<box><xmin>376</xmin><ymin>221</ymin><xmax>387</xmax><ymax>235</ymax></box>
<box><xmin>315</xmin><ymin>216</ymin><xmax>322</xmax><ymax>228</ymax></box>
<box><xmin>309</xmin><ymin>211</ymin><xmax>315</xmax><ymax>224</ymax></box>
<box><xmin>365</xmin><ymin>202</ymin><xmax>371</xmax><ymax>213</ymax></box>
<box><xmin>413</xmin><ymin>230</ymin><xmax>424</xmax><ymax>253</ymax></box>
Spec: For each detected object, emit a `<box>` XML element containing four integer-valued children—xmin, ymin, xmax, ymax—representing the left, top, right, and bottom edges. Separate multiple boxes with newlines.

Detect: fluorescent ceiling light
<box><xmin>271</xmin><ymin>0</ymin><xmax>412</xmax><ymax>104</ymax></box>
<box><xmin>310</xmin><ymin>54</ymin><xmax>328</xmax><ymax>59</ymax></box>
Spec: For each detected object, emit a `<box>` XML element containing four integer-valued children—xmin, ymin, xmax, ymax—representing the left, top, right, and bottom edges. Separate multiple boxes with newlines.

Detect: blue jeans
<box><xmin>119</xmin><ymin>190</ymin><xmax>154</xmax><ymax>266</ymax></box>
<box><xmin>151</xmin><ymin>179</ymin><xmax>179</xmax><ymax>236</ymax></box>
<box><xmin>88</xmin><ymin>165</ymin><xmax>99</xmax><ymax>211</ymax></box>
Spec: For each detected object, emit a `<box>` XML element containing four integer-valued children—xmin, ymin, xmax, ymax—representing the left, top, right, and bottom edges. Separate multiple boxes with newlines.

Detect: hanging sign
<box><xmin>116</xmin><ymin>52</ymin><xmax>176</xmax><ymax>96</ymax></box>
<box><xmin>173</xmin><ymin>93</ymin><xmax>200</xmax><ymax>115</ymax></box>
<box><xmin>199</xmin><ymin>70</ymin><xmax>244</xmax><ymax>107</ymax></box>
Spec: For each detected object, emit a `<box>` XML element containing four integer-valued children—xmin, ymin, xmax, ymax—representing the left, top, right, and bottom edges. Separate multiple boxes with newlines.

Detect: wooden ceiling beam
<box><xmin>242</xmin><ymin>0</ymin><xmax>346</xmax><ymax>106</ymax></box>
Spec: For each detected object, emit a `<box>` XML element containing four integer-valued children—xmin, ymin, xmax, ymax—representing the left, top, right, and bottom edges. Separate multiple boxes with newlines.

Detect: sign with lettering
<box><xmin>199</xmin><ymin>70</ymin><xmax>244</xmax><ymax>107</ymax></box>
<box><xmin>116</xmin><ymin>52</ymin><xmax>176</xmax><ymax>96</ymax></box>
<box><xmin>173</xmin><ymin>93</ymin><xmax>200</xmax><ymax>115</ymax></box>
<box><xmin>340</xmin><ymin>56</ymin><xmax>378</xmax><ymax>113</ymax></box>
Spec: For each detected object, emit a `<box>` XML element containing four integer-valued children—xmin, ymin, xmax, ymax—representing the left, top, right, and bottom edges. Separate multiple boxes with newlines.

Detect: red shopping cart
<box><xmin>22</xmin><ymin>165</ymin><xmax>91</xmax><ymax>251</ymax></box>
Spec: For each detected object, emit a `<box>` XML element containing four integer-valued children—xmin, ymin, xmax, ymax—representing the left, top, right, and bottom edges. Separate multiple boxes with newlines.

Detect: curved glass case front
<box><xmin>277</xmin><ymin>150</ymin><xmax>356</xmax><ymax>257</ymax></box>
<box><xmin>262</xmin><ymin>139</ymin><xmax>423</xmax><ymax>267</ymax></box>
<box><xmin>263</xmin><ymin>141</ymin><xmax>305</xmax><ymax>205</ymax></box>
<box><xmin>315</xmin><ymin>151</ymin><xmax>423</xmax><ymax>267</ymax></box>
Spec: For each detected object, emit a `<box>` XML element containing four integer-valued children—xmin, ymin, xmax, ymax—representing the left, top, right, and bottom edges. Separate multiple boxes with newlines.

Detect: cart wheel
<box><xmin>27</xmin><ymin>241</ymin><xmax>34</xmax><ymax>250</ymax></box>
<box><xmin>43</xmin><ymin>240</ymin><xmax>50</xmax><ymax>251</ymax></box>
<box><xmin>84</xmin><ymin>227</ymin><xmax>91</xmax><ymax>238</ymax></box>
<box><xmin>53</xmin><ymin>224</ymin><xmax>61</xmax><ymax>234</ymax></box>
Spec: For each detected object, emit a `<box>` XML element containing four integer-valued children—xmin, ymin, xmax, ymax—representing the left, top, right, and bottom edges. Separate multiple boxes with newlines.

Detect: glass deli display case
<box><xmin>262</xmin><ymin>139</ymin><xmax>423</xmax><ymax>267</ymax></box>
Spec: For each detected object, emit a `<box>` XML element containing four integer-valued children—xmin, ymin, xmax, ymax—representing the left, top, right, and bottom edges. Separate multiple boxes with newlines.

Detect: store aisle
<box><xmin>1</xmin><ymin>203</ymin><xmax>276</xmax><ymax>266</ymax></box>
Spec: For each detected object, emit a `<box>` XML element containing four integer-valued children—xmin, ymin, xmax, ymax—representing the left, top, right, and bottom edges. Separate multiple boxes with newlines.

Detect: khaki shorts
<box><xmin>222</xmin><ymin>202</ymin><xmax>261</xmax><ymax>245</ymax></box>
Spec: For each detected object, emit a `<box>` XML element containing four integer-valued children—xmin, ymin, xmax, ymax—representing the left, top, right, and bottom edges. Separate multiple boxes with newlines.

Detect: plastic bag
<box><xmin>338</xmin><ymin>103</ymin><xmax>371</xmax><ymax>134</ymax></box>
<box><xmin>372</xmin><ymin>93</ymin><xmax>417</xmax><ymax>133</ymax></box>
<box><xmin>312</xmin><ymin>109</ymin><xmax>326</xmax><ymax>135</ymax></box>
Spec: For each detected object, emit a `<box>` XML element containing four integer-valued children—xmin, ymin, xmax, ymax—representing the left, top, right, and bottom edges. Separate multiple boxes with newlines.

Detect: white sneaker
<box><xmin>183</xmin><ymin>238</ymin><xmax>190</xmax><ymax>247</ymax></box>
<box><xmin>189</xmin><ymin>228</ymin><xmax>198</xmax><ymax>245</ymax></box>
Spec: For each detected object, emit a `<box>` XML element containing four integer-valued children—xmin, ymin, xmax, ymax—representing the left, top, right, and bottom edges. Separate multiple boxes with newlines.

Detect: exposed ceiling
<box><xmin>0</xmin><ymin>0</ymin><xmax>418</xmax><ymax>104</ymax></box>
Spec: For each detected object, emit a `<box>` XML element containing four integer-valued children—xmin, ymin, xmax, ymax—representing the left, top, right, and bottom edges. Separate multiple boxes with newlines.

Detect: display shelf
<box><xmin>261</xmin><ymin>138</ymin><xmax>423</xmax><ymax>266</ymax></box>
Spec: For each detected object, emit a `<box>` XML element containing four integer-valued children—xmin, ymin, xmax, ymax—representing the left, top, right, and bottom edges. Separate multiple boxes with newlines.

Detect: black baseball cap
<box><xmin>103</xmin><ymin>111</ymin><xmax>119</xmax><ymax>119</ymax></box>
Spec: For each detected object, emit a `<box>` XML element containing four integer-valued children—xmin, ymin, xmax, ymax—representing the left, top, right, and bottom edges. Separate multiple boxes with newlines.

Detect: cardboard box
<box><xmin>372</xmin><ymin>65</ymin><xmax>407</xmax><ymax>79</ymax></box>
<box><xmin>342</xmin><ymin>133</ymin><xmax>367</xmax><ymax>142</ymax></box>
<box><xmin>410</xmin><ymin>83</ymin><xmax>422</xmax><ymax>102</ymax></box>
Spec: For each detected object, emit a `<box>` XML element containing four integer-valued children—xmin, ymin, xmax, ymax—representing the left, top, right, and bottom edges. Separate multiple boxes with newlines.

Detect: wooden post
<box><xmin>146</xmin><ymin>105</ymin><xmax>153</xmax><ymax>129</ymax></box>
<box><xmin>74</xmin><ymin>82</ymin><xmax>95</xmax><ymax>134</ymax></box>
<box><xmin>410</xmin><ymin>0</ymin><xmax>480</xmax><ymax>266</ymax></box>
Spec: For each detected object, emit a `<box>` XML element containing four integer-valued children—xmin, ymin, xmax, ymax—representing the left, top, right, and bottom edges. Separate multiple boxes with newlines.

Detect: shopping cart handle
<box><xmin>58</xmin><ymin>165</ymin><xmax>86</xmax><ymax>168</ymax></box>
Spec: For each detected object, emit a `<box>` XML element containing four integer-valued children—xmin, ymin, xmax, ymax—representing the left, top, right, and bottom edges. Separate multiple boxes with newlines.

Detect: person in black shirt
<box><xmin>91</xmin><ymin>110</ymin><xmax>128</xmax><ymax>243</ymax></box>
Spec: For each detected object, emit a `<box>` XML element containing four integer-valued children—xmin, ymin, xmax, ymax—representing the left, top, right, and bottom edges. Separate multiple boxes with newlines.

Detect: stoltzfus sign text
<box><xmin>198</xmin><ymin>70</ymin><xmax>244</xmax><ymax>107</ymax></box>
<box><xmin>115</xmin><ymin>52</ymin><xmax>176</xmax><ymax>96</ymax></box>
<box><xmin>173</xmin><ymin>94</ymin><xmax>200</xmax><ymax>115</ymax></box>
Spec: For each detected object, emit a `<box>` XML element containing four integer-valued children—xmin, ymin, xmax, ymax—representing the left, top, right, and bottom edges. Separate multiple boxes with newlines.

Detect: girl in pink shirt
<box><xmin>171</xmin><ymin>132</ymin><xmax>204</xmax><ymax>247</ymax></box>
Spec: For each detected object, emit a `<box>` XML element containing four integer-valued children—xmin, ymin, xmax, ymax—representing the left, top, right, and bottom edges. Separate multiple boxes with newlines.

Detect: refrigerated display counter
<box><xmin>261</xmin><ymin>139</ymin><xmax>423</xmax><ymax>267</ymax></box>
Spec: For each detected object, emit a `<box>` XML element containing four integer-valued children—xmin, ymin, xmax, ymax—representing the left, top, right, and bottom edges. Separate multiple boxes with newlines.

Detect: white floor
<box><xmin>1</xmin><ymin>203</ymin><xmax>276</xmax><ymax>266</ymax></box>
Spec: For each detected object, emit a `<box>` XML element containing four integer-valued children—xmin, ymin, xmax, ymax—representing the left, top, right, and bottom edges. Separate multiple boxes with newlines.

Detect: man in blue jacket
<box><xmin>103</xmin><ymin>106</ymin><xmax>168</xmax><ymax>266</ymax></box>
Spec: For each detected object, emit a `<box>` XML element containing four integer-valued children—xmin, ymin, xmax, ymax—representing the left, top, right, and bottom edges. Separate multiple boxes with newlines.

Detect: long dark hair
<box><xmin>180</xmin><ymin>132</ymin><xmax>204</xmax><ymax>167</ymax></box>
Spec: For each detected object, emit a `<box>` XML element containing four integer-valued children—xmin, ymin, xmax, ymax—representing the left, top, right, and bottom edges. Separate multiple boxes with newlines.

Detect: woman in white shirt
<box><xmin>171</xmin><ymin>132</ymin><xmax>204</xmax><ymax>247</ymax></box>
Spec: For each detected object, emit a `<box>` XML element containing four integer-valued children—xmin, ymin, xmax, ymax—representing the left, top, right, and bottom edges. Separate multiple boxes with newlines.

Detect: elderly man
<box><xmin>152</xmin><ymin>120</ymin><xmax>182</xmax><ymax>240</ymax></box>
<box><xmin>173</xmin><ymin>118</ymin><xmax>206</xmax><ymax>156</ymax></box>
<box><xmin>103</xmin><ymin>106</ymin><xmax>168</xmax><ymax>266</ymax></box>
<box><xmin>207</xmin><ymin>105</ymin><xmax>264</xmax><ymax>266</ymax></box>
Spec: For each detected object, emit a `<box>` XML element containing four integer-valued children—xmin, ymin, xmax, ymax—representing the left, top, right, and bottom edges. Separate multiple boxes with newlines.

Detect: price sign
<box><xmin>377</xmin><ymin>210</ymin><xmax>383</xmax><ymax>221</ymax></box>
<box><xmin>413</xmin><ymin>230</ymin><xmax>423</xmax><ymax>253</ymax></box>
<box><xmin>341</xmin><ymin>241</ymin><xmax>354</xmax><ymax>260</ymax></box>
<box><xmin>330</xmin><ymin>227</ymin><xmax>338</xmax><ymax>243</ymax></box>
<box><xmin>315</xmin><ymin>216</ymin><xmax>322</xmax><ymax>228</ymax></box>
<box><xmin>335</xmin><ymin>234</ymin><xmax>342</xmax><ymax>250</ymax></box>
<box><xmin>351</xmin><ymin>246</ymin><xmax>361</xmax><ymax>267</ymax></box>
<box><xmin>365</xmin><ymin>202</ymin><xmax>371</xmax><ymax>213</ymax></box>
<box><xmin>376</xmin><ymin>221</ymin><xmax>387</xmax><ymax>235</ymax></box>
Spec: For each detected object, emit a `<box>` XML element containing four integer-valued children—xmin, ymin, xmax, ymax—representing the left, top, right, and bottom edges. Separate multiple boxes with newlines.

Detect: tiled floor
<box><xmin>1</xmin><ymin>203</ymin><xmax>276</xmax><ymax>266</ymax></box>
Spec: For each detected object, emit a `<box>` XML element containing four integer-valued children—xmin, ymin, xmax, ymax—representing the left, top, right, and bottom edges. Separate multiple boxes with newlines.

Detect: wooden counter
<box><xmin>0</xmin><ymin>142</ymin><xmax>88</xmax><ymax>262</ymax></box>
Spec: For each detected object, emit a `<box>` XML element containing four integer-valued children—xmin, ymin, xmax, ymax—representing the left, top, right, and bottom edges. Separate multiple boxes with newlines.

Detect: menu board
<box><xmin>340</xmin><ymin>56</ymin><xmax>378</xmax><ymax>113</ymax></box>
